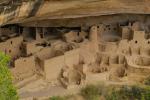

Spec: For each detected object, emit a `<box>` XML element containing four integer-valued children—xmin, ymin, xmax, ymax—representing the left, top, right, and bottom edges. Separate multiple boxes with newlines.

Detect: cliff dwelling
<box><xmin>0</xmin><ymin>0</ymin><xmax>150</xmax><ymax>99</ymax></box>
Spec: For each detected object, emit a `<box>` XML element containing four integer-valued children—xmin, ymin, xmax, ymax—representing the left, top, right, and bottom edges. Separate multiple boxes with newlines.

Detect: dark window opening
<box><xmin>77</xmin><ymin>32</ymin><xmax>80</xmax><ymax>36</ymax></box>
<box><xmin>85</xmin><ymin>35</ymin><xmax>88</xmax><ymax>39</ymax></box>
<box><xmin>19</xmin><ymin>27</ymin><xmax>23</xmax><ymax>34</ymax></box>
<box><xmin>9</xmin><ymin>50</ymin><xmax>11</xmax><ymax>53</ymax></box>
<box><xmin>19</xmin><ymin>47</ymin><xmax>22</xmax><ymax>50</ymax></box>
<box><xmin>40</xmin><ymin>34</ymin><xmax>44</xmax><ymax>38</ymax></box>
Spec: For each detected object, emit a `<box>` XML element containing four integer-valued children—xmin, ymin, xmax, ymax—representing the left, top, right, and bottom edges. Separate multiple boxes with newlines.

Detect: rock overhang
<box><xmin>0</xmin><ymin>0</ymin><xmax>150</xmax><ymax>26</ymax></box>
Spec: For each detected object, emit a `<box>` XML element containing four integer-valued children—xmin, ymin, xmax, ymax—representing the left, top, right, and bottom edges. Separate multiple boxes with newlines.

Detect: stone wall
<box><xmin>11</xmin><ymin>56</ymin><xmax>35</xmax><ymax>82</ymax></box>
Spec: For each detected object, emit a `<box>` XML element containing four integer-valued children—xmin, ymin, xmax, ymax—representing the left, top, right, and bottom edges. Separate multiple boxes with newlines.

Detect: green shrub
<box><xmin>144</xmin><ymin>76</ymin><xmax>150</xmax><ymax>86</ymax></box>
<box><xmin>48</xmin><ymin>84</ymin><xmax>150</xmax><ymax>100</ymax></box>
<box><xmin>0</xmin><ymin>52</ymin><xmax>18</xmax><ymax>100</ymax></box>
<box><xmin>106</xmin><ymin>85</ymin><xmax>150</xmax><ymax>100</ymax></box>
<box><xmin>105</xmin><ymin>88</ymin><xmax>120</xmax><ymax>100</ymax></box>
<box><xmin>117</xmin><ymin>85</ymin><xmax>142</xmax><ymax>100</ymax></box>
<box><xmin>81</xmin><ymin>85</ymin><xmax>102</xmax><ymax>100</ymax></box>
<box><xmin>141</xmin><ymin>87</ymin><xmax>150</xmax><ymax>100</ymax></box>
<box><xmin>49</xmin><ymin>96</ymin><xmax>66</xmax><ymax>100</ymax></box>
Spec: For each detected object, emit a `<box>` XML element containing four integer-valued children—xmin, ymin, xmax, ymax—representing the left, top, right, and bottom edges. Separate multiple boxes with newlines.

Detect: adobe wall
<box><xmin>25</xmin><ymin>40</ymin><xmax>44</xmax><ymax>55</ymax></box>
<box><xmin>43</xmin><ymin>48</ymin><xmax>80</xmax><ymax>81</ymax></box>
<box><xmin>11</xmin><ymin>56</ymin><xmax>35</xmax><ymax>82</ymax></box>
<box><xmin>0</xmin><ymin>36</ymin><xmax>23</xmax><ymax>59</ymax></box>
<box><xmin>63</xmin><ymin>31</ymin><xmax>79</xmax><ymax>42</ymax></box>
<box><xmin>127</xmin><ymin>64</ymin><xmax>150</xmax><ymax>76</ymax></box>
<box><xmin>97</xmin><ymin>24</ymin><xmax>119</xmax><ymax>37</ymax></box>
<box><xmin>89</xmin><ymin>26</ymin><xmax>99</xmax><ymax>53</ymax></box>
<box><xmin>36</xmin><ymin>47</ymin><xmax>56</xmax><ymax>70</ymax></box>
<box><xmin>118</xmin><ymin>40</ymin><xmax>131</xmax><ymax>55</ymax></box>
<box><xmin>44</xmin><ymin>55</ymin><xmax>65</xmax><ymax>81</ymax></box>
<box><xmin>80</xmin><ymin>43</ymin><xmax>96</xmax><ymax>64</ymax></box>
<box><xmin>121</xmin><ymin>26</ymin><xmax>132</xmax><ymax>40</ymax></box>
<box><xmin>64</xmin><ymin>49</ymin><xmax>80</xmax><ymax>68</ymax></box>
<box><xmin>36</xmin><ymin>47</ymin><xmax>55</xmax><ymax>60</ymax></box>
<box><xmin>130</xmin><ymin>31</ymin><xmax>150</xmax><ymax>56</ymax></box>
<box><xmin>132</xmin><ymin>31</ymin><xmax>145</xmax><ymax>44</ymax></box>
<box><xmin>0</xmin><ymin>28</ymin><xmax>13</xmax><ymax>35</ymax></box>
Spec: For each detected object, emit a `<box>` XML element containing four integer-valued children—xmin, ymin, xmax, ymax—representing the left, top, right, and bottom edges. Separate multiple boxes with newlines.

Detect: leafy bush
<box><xmin>49</xmin><ymin>95</ymin><xmax>72</xmax><ymax>100</ymax></box>
<box><xmin>48</xmin><ymin>84</ymin><xmax>150</xmax><ymax>100</ymax></box>
<box><xmin>141</xmin><ymin>87</ymin><xmax>150</xmax><ymax>100</ymax></box>
<box><xmin>144</xmin><ymin>76</ymin><xmax>150</xmax><ymax>86</ymax></box>
<box><xmin>81</xmin><ymin>84</ymin><xmax>102</xmax><ymax>100</ymax></box>
<box><xmin>106</xmin><ymin>85</ymin><xmax>150</xmax><ymax>100</ymax></box>
<box><xmin>105</xmin><ymin>88</ymin><xmax>119</xmax><ymax>100</ymax></box>
<box><xmin>116</xmin><ymin>85</ymin><xmax>142</xmax><ymax>100</ymax></box>
<box><xmin>0</xmin><ymin>52</ymin><xmax>18</xmax><ymax>100</ymax></box>
<box><xmin>49</xmin><ymin>96</ymin><xmax>66</xmax><ymax>100</ymax></box>
<box><xmin>80</xmin><ymin>84</ymin><xmax>150</xmax><ymax>100</ymax></box>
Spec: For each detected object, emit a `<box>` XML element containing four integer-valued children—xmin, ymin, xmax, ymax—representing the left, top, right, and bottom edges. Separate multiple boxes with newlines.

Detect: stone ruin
<box><xmin>0</xmin><ymin>0</ymin><xmax>150</xmax><ymax>99</ymax></box>
<box><xmin>0</xmin><ymin>19</ymin><xmax>149</xmax><ymax>90</ymax></box>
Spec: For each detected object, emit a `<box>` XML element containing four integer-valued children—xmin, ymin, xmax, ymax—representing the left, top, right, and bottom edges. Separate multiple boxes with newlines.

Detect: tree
<box><xmin>0</xmin><ymin>52</ymin><xmax>18</xmax><ymax>100</ymax></box>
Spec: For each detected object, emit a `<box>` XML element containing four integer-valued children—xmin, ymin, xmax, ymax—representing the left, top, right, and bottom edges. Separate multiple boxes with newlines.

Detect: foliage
<box><xmin>48</xmin><ymin>84</ymin><xmax>150</xmax><ymax>100</ymax></box>
<box><xmin>106</xmin><ymin>85</ymin><xmax>150</xmax><ymax>100</ymax></box>
<box><xmin>106</xmin><ymin>85</ymin><xmax>142</xmax><ymax>100</ymax></box>
<box><xmin>81</xmin><ymin>84</ymin><xmax>150</xmax><ymax>100</ymax></box>
<box><xmin>144</xmin><ymin>76</ymin><xmax>150</xmax><ymax>86</ymax></box>
<box><xmin>0</xmin><ymin>52</ymin><xmax>18</xmax><ymax>100</ymax></box>
<box><xmin>81</xmin><ymin>84</ymin><xmax>102</xmax><ymax>100</ymax></box>
<box><xmin>141</xmin><ymin>87</ymin><xmax>150</xmax><ymax>100</ymax></box>
<box><xmin>49</xmin><ymin>96</ymin><xmax>66</xmax><ymax>100</ymax></box>
<box><xmin>105</xmin><ymin>87</ymin><xmax>119</xmax><ymax>100</ymax></box>
<box><xmin>50</xmin><ymin>96</ymin><xmax>64</xmax><ymax>100</ymax></box>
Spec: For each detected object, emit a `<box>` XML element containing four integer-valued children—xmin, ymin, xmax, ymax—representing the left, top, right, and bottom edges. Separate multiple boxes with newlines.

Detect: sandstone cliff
<box><xmin>0</xmin><ymin>0</ymin><xmax>150</xmax><ymax>26</ymax></box>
